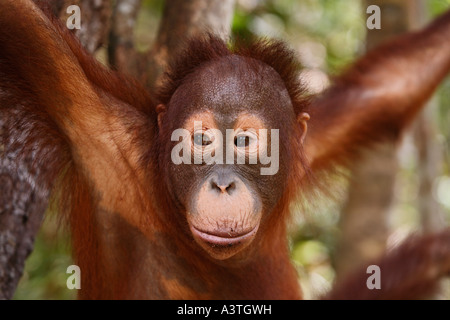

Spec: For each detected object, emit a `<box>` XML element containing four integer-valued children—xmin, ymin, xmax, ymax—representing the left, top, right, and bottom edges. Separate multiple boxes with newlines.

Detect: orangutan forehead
<box><xmin>182</xmin><ymin>110</ymin><xmax>266</xmax><ymax>131</ymax></box>
<box><xmin>168</xmin><ymin>55</ymin><xmax>295</xmax><ymax>122</ymax></box>
<box><xmin>194</xmin><ymin>55</ymin><xmax>290</xmax><ymax>94</ymax></box>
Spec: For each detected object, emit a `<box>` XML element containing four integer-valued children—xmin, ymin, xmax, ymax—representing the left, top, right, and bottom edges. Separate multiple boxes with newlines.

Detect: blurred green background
<box><xmin>13</xmin><ymin>0</ymin><xmax>450</xmax><ymax>299</ymax></box>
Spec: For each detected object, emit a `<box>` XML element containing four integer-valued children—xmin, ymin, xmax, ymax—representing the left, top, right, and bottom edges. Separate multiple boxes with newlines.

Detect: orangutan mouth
<box><xmin>190</xmin><ymin>224</ymin><xmax>259</xmax><ymax>247</ymax></box>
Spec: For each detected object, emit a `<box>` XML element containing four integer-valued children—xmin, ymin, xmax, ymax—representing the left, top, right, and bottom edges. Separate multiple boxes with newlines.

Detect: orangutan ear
<box><xmin>156</xmin><ymin>104</ymin><xmax>167</xmax><ymax>129</ymax></box>
<box><xmin>297</xmin><ymin>112</ymin><xmax>310</xmax><ymax>143</ymax></box>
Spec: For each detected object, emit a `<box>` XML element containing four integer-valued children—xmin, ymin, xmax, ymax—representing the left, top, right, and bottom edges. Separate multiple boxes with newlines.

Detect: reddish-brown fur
<box><xmin>1</xmin><ymin>0</ymin><xmax>449</xmax><ymax>299</ymax></box>
<box><xmin>324</xmin><ymin>229</ymin><xmax>450</xmax><ymax>300</ymax></box>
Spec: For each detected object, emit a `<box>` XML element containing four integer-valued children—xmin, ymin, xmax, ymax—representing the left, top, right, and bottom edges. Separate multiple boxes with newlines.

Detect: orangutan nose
<box><xmin>209</xmin><ymin>171</ymin><xmax>238</xmax><ymax>195</ymax></box>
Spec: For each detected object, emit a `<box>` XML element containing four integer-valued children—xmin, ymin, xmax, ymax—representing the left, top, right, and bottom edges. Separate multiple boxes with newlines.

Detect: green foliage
<box><xmin>232</xmin><ymin>0</ymin><xmax>365</xmax><ymax>72</ymax></box>
<box><xmin>429</xmin><ymin>0</ymin><xmax>450</xmax><ymax>16</ymax></box>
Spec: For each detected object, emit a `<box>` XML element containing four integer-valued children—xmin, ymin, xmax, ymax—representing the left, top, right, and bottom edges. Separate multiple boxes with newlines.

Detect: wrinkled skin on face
<box><xmin>158</xmin><ymin>55</ymin><xmax>298</xmax><ymax>260</ymax></box>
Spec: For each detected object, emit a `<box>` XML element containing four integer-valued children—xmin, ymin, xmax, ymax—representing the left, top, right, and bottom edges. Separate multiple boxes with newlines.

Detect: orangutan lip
<box><xmin>191</xmin><ymin>224</ymin><xmax>259</xmax><ymax>246</ymax></box>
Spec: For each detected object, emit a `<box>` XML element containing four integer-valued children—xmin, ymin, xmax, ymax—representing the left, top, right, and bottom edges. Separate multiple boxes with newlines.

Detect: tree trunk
<box><xmin>108</xmin><ymin>0</ymin><xmax>236</xmax><ymax>92</ymax></box>
<box><xmin>335</xmin><ymin>0</ymin><xmax>445</xmax><ymax>281</ymax></box>
<box><xmin>108</xmin><ymin>0</ymin><xmax>142</xmax><ymax>75</ymax></box>
<box><xmin>407</xmin><ymin>1</ymin><xmax>446</xmax><ymax>234</ymax></box>
<box><xmin>414</xmin><ymin>105</ymin><xmax>446</xmax><ymax>232</ymax></box>
<box><xmin>0</xmin><ymin>124</ymin><xmax>48</xmax><ymax>299</ymax></box>
<box><xmin>334</xmin><ymin>0</ymin><xmax>411</xmax><ymax>279</ymax></box>
<box><xmin>143</xmin><ymin>0</ymin><xmax>235</xmax><ymax>93</ymax></box>
<box><xmin>0</xmin><ymin>0</ymin><xmax>113</xmax><ymax>300</ymax></box>
<box><xmin>62</xmin><ymin>0</ymin><xmax>112</xmax><ymax>54</ymax></box>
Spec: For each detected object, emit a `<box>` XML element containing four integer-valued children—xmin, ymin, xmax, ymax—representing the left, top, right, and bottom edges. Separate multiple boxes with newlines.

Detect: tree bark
<box><xmin>60</xmin><ymin>0</ymin><xmax>113</xmax><ymax>54</ymax></box>
<box><xmin>108</xmin><ymin>0</ymin><xmax>142</xmax><ymax>75</ymax></box>
<box><xmin>143</xmin><ymin>0</ymin><xmax>236</xmax><ymax>93</ymax></box>
<box><xmin>0</xmin><ymin>122</ymin><xmax>48</xmax><ymax>299</ymax></box>
<box><xmin>108</xmin><ymin>0</ymin><xmax>236</xmax><ymax>92</ymax></box>
<box><xmin>0</xmin><ymin>0</ymin><xmax>112</xmax><ymax>300</ymax></box>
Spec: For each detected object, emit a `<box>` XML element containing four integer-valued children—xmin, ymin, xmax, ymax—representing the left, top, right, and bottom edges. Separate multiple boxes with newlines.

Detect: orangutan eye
<box><xmin>234</xmin><ymin>132</ymin><xmax>257</xmax><ymax>149</ymax></box>
<box><xmin>193</xmin><ymin>132</ymin><xmax>213</xmax><ymax>146</ymax></box>
<box><xmin>234</xmin><ymin>135</ymin><xmax>249</xmax><ymax>148</ymax></box>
